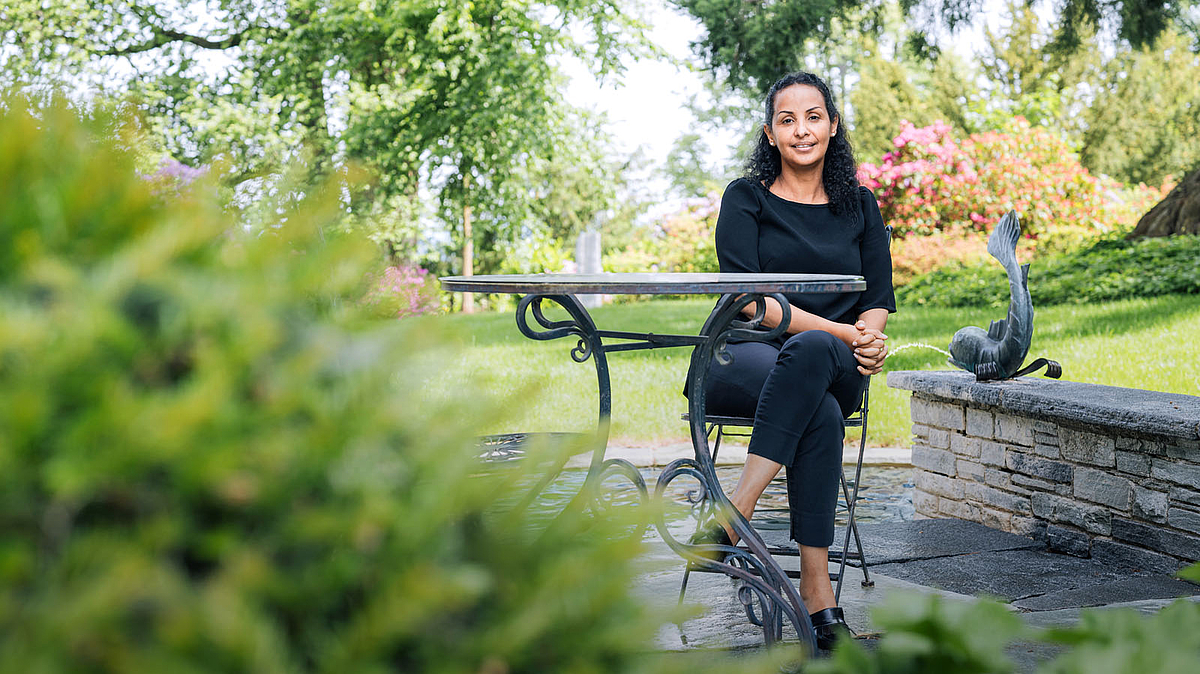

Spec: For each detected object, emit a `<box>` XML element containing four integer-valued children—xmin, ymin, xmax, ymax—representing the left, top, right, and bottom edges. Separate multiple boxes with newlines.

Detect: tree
<box><xmin>975</xmin><ymin>2</ymin><xmax>1103</xmax><ymax>138</ymax></box>
<box><xmin>670</xmin><ymin>0</ymin><xmax>864</xmax><ymax>94</ymax></box>
<box><xmin>1</xmin><ymin>0</ymin><xmax>652</xmax><ymax>310</ymax></box>
<box><xmin>662</xmin><ymin>5</ymin><xmax>902</xmax><ymax>185</ymax></box>
<box><xmin>971</xmin><ymin>5</ymin><xmax>1199</xmax><ymax>234</ymax></box>
<box><xmin>920</xmin><ymin>51</ymin><xmax>979</xmax><ymax>134</ymax></box>
<box><xmin>850</xmin><ymin>53</ymin><xmax>935</xmax><ymax>159</ymax></box>
<box><xmin>1080</xmin><ymin>28</ymin><xmax>1200</xmax><ymax>187</ymax></box>
<box><xmin>660</xmin><ymin>77</ymin><xmax>758</xmax><ymax>198</ymax></box>
<box><xmin>674</xmin><ymin>0</ymin><xmax>1200</xmax><ymax>234</ymax></box>
<box><xmin>664</xmin><ymin>132</ymin><xmax>724</xmax><ymax>198</ymax></box>
<box><xmin>1129</xmin><ymin>170</ymin><xmax>1200</xmax><ymax>237</ymax></box>
<box><xmin>915</xmin><ymin>0</ymin><xmax>1183</xmax><ymax>51</ymax></box>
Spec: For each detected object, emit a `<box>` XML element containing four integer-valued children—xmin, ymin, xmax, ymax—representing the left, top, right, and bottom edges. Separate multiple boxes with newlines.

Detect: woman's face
<box><xmin>764</xmin><ymin>84</ymin><xmax>838</xmax><ymax>172</ymax></box>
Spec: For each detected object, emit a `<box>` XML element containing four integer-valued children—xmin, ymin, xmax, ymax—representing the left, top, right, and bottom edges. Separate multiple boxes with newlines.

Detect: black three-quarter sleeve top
<box><xmin>714</xmin><ymin>178</ymin><xmax>896</xmax><ymax>329</ymax></box>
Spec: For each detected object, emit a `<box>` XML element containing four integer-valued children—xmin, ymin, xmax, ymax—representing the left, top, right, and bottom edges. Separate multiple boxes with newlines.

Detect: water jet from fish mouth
<box><xmin>889</xmin><ymin>343</ymin><xmax>952</xmax><ymax>358</ymax></box>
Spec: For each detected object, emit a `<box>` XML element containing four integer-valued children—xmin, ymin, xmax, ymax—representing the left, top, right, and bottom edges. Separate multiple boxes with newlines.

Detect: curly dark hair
<box><xmin>744</xmin><ymin>71</ymin><xmax>860</xmax><ymax>217</ymax></box>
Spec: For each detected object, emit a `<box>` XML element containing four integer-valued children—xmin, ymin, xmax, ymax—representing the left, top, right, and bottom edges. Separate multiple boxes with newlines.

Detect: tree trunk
<box><xmin>287</xmin><ymin>6</ymin><xmax>333</xmax><ymax>178</ymax></box>
<box><xmin>1128</xmin><ymin>166</ymin><xmax>1200</xmax><ymax>238</ymax></box>
<box><xmin>462</xmin><ymin>172</ymin><xmax>475</xmax><ymax>313</ymax></box>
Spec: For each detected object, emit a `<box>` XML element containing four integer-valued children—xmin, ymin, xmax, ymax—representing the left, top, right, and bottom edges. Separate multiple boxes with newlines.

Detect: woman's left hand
<box><xmin>851</xmin><ymin>324</ymin><xmax>888</xmax><ymax>375</ymax></box>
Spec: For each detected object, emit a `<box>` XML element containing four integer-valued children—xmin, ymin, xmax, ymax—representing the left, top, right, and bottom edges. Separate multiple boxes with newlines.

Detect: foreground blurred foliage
<box><xmin>812</xmin><ymin>584</ymin><xmax>1200</xmax><ymax>674</ymax></box>
<box><xmin>0</xmin><ymin>98</ymin><xmax>788</xmax><ymax>672</ymax></box>
<box><xmin>811</xmin><ymin>593</ymin><xmax>1025</xmax><ymax>674</ymax></box>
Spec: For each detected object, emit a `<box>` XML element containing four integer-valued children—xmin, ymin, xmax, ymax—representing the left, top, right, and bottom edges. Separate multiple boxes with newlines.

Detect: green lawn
<box><xmin>416</xmin><ymin>295</ymin><xmax>1200</xmax><ymax>448</ymax></box>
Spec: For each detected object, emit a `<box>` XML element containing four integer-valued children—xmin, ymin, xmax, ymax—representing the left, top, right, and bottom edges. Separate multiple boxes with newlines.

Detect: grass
<box><xmin>416</xmin><ymin>295</ymin><xmax>1200</xmax><ymax>448</ymax></box>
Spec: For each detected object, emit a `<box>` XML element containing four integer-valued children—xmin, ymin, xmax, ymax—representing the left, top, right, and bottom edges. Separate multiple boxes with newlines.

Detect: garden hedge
<box><xmin>897</xmin><ymin>233</ymin><xmax>1200</xmax><ymax>308</ymax></box>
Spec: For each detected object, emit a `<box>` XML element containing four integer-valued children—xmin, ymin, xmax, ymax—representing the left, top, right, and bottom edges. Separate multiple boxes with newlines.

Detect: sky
<box><xmin>562</xmin><ymin>1</ymin><xmax>738</xmax><ymax>205</ymax></box>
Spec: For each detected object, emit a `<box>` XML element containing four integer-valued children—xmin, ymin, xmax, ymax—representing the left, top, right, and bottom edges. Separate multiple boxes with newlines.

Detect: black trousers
<box><xmin>704</xmin><ymin>330</ymin><xmax>866</xmax><ymax>547</ymax></box>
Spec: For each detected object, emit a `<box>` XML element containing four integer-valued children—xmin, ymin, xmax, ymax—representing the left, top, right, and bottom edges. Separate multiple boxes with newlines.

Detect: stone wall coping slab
<box><xmin>887</xmin><ymin>370</ymin><xmax>1200</xmax><ymax>442</ymax></box>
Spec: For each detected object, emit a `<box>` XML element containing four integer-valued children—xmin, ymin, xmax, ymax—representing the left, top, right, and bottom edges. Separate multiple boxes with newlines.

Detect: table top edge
<box><xmin>439</xmin><ymin>272</ymin><xmax>867</xmax><ymax>294</ymax></box>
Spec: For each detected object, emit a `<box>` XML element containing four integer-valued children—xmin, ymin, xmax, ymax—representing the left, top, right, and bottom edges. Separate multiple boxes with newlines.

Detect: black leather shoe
<box><xmin>809</xmin><ymin>606</ymin><xmax>852</xmax><ymax>651</ymax></box>
<box><xmin>688</xmin><ymin>520</ymin><xmax>732</xmax><ymax>561</ymax></box>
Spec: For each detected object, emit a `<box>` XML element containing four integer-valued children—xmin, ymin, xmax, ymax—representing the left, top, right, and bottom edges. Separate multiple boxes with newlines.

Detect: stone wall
<box><xmin>888</xmin><ymin>371</ymin><xmax>1200</xmax><ymax>573</ymax></box>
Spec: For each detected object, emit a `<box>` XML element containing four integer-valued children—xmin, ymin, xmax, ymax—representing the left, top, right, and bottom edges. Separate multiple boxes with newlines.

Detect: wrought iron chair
<box><xmin>679</xmin><ymin>222</ymin><xmax>892</xmax><ymax>619</ymax></box>
<box><xmin>678</xmin><ymin>380</ymin><xmax>876</xmax><ymax>610</ymax></box>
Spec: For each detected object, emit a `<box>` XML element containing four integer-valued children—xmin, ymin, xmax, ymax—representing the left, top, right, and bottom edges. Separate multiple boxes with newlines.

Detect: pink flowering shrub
<box><xmin>367</xmin><ymin>263</ymin><xmax>441</xmax><ymax>318</ymax></box>
<box><xmin>858</xmin><ymin>121</ymin><xmax>979</xmax><ymax>238</ymax></box>
<box><xmin>966</xmin><ymin>123</ymin><xmax>1111</xmax><ymax>245</ymax></box>
<box><xmin>604</xmin><ymin>195</ymin><xmax>720</xmax><ymax>274</ymax></box>
<box><xmin>859</xmin><ymin>120</ymin><xmax>1170</xmax><ymax>281</ymax></box>
<box><xmin>141</xmin><ymin>157</ymin><xmax>208</xmax><ymax>196</ymax></box>
<box><xmin>858</xmin><ymin>119</ymin><xmax>1162</xmax><ymax>248</ymax></box>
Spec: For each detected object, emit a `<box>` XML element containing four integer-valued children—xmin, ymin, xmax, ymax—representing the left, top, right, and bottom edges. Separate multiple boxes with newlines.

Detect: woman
<box><xmin>689</xmin><ymin>71</ymin><xmax>895</xmax><ymax>650</ymax></box>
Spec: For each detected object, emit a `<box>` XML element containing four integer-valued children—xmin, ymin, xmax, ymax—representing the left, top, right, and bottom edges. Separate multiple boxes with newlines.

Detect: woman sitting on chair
<box><xmin>689</xmin><ymin>71</ymin><xmax>895</xmax><ymax>650</ymax></box>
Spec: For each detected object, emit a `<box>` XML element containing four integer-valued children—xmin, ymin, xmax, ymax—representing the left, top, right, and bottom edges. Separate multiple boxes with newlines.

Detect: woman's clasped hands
<box><xmin>848</xmin><ymin>319</ymin><xmax>887</xmax><ymax>376</ymax></box>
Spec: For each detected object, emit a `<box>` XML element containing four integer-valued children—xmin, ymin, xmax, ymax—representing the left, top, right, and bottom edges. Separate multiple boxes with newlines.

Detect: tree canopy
<box><xmin>2</xmin><ymin>0</ymin><xmax>652</xmax><ymax>278</ymax></box>
<box><xmin>675</xmin><ymin>0</ymin><xmax>1199</xmax><ymax>235</ymax></box>
<box><xmin>673</xmin><ymin>0</ymin><xmax>1197</xmax><ymax>95</ymax></box>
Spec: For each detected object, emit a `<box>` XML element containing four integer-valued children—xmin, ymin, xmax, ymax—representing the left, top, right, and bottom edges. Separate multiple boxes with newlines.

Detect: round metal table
<box><xmin>440</xmin><ymin>272</ymin><xmax>866</xmax><ymax>650</ymax></box>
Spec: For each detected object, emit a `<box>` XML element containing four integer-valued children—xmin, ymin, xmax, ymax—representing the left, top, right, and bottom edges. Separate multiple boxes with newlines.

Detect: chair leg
<box><xmin>849</xmin><ymin>420</ymin><xmax>874</xmax><ymax>589</ymax></box>
<box><xmin>678</xmin><ymin>564</ymin><xmax>692</xmax><ymax>605</ymax></box>
<box><xmin>710</xmin><ymin>423</ymin><xmax>723</xmax><ymax>464</ymax></box>
<box><xmin>676</xmin><ymin>564</ymin><xmax>693</xmax><ymax>644</ymax></box>
<box><xmin>851</xmin><ymin>514</ymin><xmax>873</xmax><ymax>588</ymax></box>
<box><xmin>834</xmin><ymin>469</ymin><xmax>854</xmax><ymax>604</ymax></box>
<box><xmin>834</xmin><ymin>416</ymin><xmax>876</xmax><ymax>604</ymax></box>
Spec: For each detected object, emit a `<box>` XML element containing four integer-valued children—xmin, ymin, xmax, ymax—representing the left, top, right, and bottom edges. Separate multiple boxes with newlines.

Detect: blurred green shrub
<box><xmin>601</xmin><ymin>195</ymin><xmax>720</xmax><ymax>303</ymax></box>
<box><xmin>0</xmin><ymin>98</ymin><xmax>774</xmax><ymax>673</ymax></box>
<box><xmin>498</xmin><ymin>230</ymin><xmax>574</xmax><ymax>275</ymax></box>
<box><xmin>1038</xmin><ymin>593</ymin><xmax>1200</xmax><ymax>674</ymax></box>
<box><xmin>897</xmin><ymin>233</ymin><xmax>1200</xmax><ymax>308</ymax></box>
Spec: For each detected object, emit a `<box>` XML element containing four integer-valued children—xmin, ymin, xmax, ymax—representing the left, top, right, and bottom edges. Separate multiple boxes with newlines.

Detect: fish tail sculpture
<box><xmin>948</xmin><ymin>212</ymin><xmax>1034</xmax><ymax>380</ymax></box>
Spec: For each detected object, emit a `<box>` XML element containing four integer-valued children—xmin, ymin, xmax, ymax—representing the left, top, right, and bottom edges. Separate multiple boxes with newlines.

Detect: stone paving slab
<box><xmin>871</xmin><ymin>548</ymin><xmax>1147</xmax><ymax>603</ymax></box>
<box><xmin>635</xmin><ymin>517</ymin><xmax>1200</xmax><ymax>672</ymax></box>
<box><xmin>636</xmin><ymin>550</ymin><xmax>977</xmax><ymax>651</ymax></box>
<box><xmin>571</xmin><ymin>442</ymin><xmax>911</xmax><ymax>468</ymax></box>
<box><xmin>1011</xmin><ymin>574</ymin><xmax>1200</xmax><ymax>611</ymax></box>
<box><xmin>1005</xmin><ymin>641</ymin><xmax>1068</xmax><ymax>671</ymax></box>
<box><xmin>750</xmin><ymin>518</ymin><xmax>1043</xmax><ymax>565</ymax></box>
<box><xmin>1016</xmin><ymin>593</ymin><xmax>1200</xmax><ymax>628</ymax></box>
<box><xmin>1006</xmin><ymin>594</ymin><xmax>1200</xmax><ymax>672</ymax></box>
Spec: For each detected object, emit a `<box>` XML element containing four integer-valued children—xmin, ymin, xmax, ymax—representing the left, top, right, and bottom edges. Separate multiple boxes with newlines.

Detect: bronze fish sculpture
<box><xmin>948</xmin><ymin>211</ymin><xmax>1033</xmax><ymax>380</ymax></box>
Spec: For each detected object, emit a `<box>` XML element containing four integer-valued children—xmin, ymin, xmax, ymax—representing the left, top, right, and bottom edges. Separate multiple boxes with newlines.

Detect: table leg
<box><xmin>652</xmin><ymin>292</ymin><xmax>818</xmax><ymax>651</ymax></box>
<box><xmin>514</xmin><ymin>293</ymin><xmax>647</xmax><ymax>515</ymax></box>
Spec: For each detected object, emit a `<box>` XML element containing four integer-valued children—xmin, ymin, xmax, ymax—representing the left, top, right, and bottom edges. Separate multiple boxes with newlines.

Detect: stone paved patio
<box><xmin>635</xmin><ymin>518</ymin><xmax>1200</xmax><ymax>672</ymax></box>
